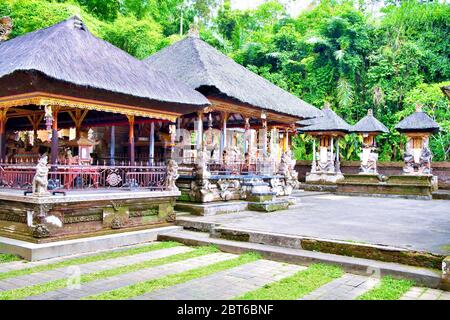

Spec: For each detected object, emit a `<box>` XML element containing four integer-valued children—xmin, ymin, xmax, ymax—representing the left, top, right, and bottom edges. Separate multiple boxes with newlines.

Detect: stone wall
<box><xmin>0</xmin><ymin>195</ymin><xmax>177</xmax><ymax>243</ymax></box>
<box><xmin>295</xmin><ymin>160</ymin><xmax>450</xmax><ymax>189</ymax></box>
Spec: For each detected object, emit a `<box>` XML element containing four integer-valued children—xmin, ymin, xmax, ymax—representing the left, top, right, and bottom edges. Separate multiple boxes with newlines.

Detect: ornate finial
<box><xmin>323</xmin><ymin>102</ymin><xmax>331</xmax><ymax>110</ymax></box>
<box><xmin>367</xmin><ymin>109</ymin><xmax>373</xmax><ymax>116</ymax></box>
<box><xmin>415</xmin><ymin>103</ymin><xmax>423</xmax><ymax>112</ymax></box>
<box><xmin>0</xmin><ymin>16</ymin><xmax>13</xmax><ymax>41</ymax></box>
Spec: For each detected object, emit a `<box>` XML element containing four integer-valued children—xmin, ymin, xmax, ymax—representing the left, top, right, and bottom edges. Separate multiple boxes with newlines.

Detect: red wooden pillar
<box><xmin>127</xmin><ymin>115</ymin><xmax>135</xmax><ymax>166</ymax></box>
<box><xmin>0</xmin><ymin>110</ymin><xmax>7</xmax><ymax>162</ymax></box>
<box><xmin>50</xmin><ymin>108</ymin><xmax>59</xmax><ymax>169</ymax></box>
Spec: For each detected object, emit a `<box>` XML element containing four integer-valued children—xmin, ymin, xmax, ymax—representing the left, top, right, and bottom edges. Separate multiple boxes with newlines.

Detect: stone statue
<box><xmin>278</xmin><ymin>149</ymin><xmax>299</xmax><ymax>193</ymax></box>
<box><xmin>165</xmin><ymin>159</ymin><xmax>179</xmax><ymax>191</ymax></box>
<box><xmin>32</xmin><ymin>155</ymin><xmax>50</xmax><ymax>196</ymax></box>
<box><xmin>419</xmin><ymin>145</ymin><xmax>432</xmax><ymax>174</ymax></box>
<box><xmin>195</xmin><ymin>146</ymin><xmax>211</xmax><ymax>179</ymax></box>
<box><xmin>360</xmin><ymin>147</ymin><xmax>379</xmax><ymax>174</ymax></box>
<box><xmin>0</xmin><ymin>17</ymin><xmax>13</xmax><ymax>41</ymax></box>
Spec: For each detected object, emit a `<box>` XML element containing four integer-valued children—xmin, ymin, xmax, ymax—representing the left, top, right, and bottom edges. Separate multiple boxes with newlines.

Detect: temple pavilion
<box><xmin>300</xmin><ymin>103</ymin><xmax>351</xmax><ymax>184</ymax></box>
<box><xmin>395</xmin><ymin>105</ymin><xmax>440</xmax><ymax>175</ymax></box>
<box><xmin>145</xmin><ymin>29</ymin><xmax>321</xmax><ymax>174</ymax></box>
<box><xmin>0</xmin><ymin>16</ymin><xmax>210</xmax><ymax>241</ymax></box>
<box><xmin>352</xmin><ymin>109</ymin><xmax>389</xmax><ymax>174</ymax></box>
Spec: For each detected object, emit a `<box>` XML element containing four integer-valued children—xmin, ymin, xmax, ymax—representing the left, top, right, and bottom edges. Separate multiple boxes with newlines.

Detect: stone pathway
<box><xmin>400</xmin><ymin>287</ymin><xmax>450</xmax><ymax>300</ymax></box>
<box><xmin>26</xmin><ymin>252</ymin><xmax>236</xmax><ymax>300</ymax></box>
<box><xmin>300</xmin><ymin>274</ymin><xmax>379</xmax><ymax>300</ymax></box>
<box><xmin>0</xmin><ymin>246</ymin><xmax>191</xmax><ymax>291</ymax></box>
<box><xmin>0</xmin><ymin>242</ymin><xmax>157</xmax><ymax>273</ymax></box>
<box><xmin>133</xmin><ymin>260</ymin><xmax>304</xmax><ymax>300</ymax></box>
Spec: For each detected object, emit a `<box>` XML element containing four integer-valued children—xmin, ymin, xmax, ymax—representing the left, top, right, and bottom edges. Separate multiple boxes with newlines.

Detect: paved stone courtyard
<box><xmin>0</xmin><ymin>241</ymin><xmax>448</xmax><ymax>300</ymax></box>
<box><xmin>180</xmin><ymin>193</ymin><xmax>450</xmax><ymax>255</ymax></box>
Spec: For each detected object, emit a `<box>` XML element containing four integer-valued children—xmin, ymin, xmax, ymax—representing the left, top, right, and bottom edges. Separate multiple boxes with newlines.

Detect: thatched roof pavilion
<box><xmin>395</xmin><ymin>105</ymin><xmax>440</xmax><ymax>133</ymax></box>
<box><xmin>300</xmin><ymin>104</ymin><xmax>351</xmax><ymax>134</ymax></box>
<box><xmin>352</xmin><ymin>109</ymin><xmax>388</xmax><ymax>134</ymax></box>
<box><xmin>0</xmin><ymin>16</ymin><xmax>210</xmax><ymax>123</ymax></box>
<box><xmin>145</xmin><ymin>34</ymin><xmax>321</xmax><ymax>123</ymax></box>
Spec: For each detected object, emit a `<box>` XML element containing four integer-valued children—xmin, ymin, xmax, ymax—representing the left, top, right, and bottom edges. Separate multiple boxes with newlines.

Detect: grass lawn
<box><xmin>0</xmin><ymin>253</ymin><xmax>21</xmax><ymax>264</ymax></box>
<box><xmin>86</xmin><ymin>252</ymin><xmax>261</xmax><ymax>300</ymax></box>
<box><xmin>0</xmin><ymin>241</ymin><xmax>180</xmax><ymax>281</ymax></box>
<box><xmin>235</xmin><ymin>263</ymin><xmax>343</xmax><ymax>300</ymax></box>
<box><xmin>0</xmin><ymin>245</ymin><xmax>218</xmax><ymax>300</ymax></box>
<box><xmin>357</xmin><ymin>276</ymin><xmax>414</xmax><ymax>300</ymax></box>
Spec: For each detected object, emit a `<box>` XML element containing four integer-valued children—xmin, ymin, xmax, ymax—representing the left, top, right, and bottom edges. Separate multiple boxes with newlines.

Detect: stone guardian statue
<box><xmin>32</xmin><ymin>155</ymin><xmax>50</xmax><ymax>196</ymax></box>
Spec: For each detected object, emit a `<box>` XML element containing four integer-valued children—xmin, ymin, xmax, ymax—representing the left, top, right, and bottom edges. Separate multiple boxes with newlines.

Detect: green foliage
<box><xmin>2</xmin><ymin>0</ymin><xmax>449</xmax><ymax>161</ymax></box>
<box><xmin>101</xmin><ymin>15</ymin><xmax>165</xmax><ymax>59</ymax></box>
<box><xmin>0</xmin><ymin>253</ymin><xmax>20</xmax><ymax>263</ymax></box>
<box><xmin>357</xmin><ymin>276</ymin><xmax>414</xmax><ymax>300</ymax></box>
<box><xmin>235</xmin><ymin>263</ymin><xmax>343</xmax><ymax>300</ymax></box>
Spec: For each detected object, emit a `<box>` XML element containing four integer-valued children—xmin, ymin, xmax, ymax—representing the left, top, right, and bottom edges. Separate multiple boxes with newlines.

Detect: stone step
<box><xmin>432</xmin><ymin>190</ymin><xmax>450</xmax><ymax>200</ymax></box>
<box><xmin>158</xmin><ymin>229</ymin><xmax>444</xmax><ymax>290</ymax></box>
<box><xmin>26</xmin><ymin>252</ymin><xmax>237</xmax><ymax>300</ymax></box>
<box><xmin>0</xmin><ymin>226</ymin><xmax>182</xmax><ymax>261</ymax></box>
<box><xmin>0</xmin><ymin>246</ymin><xmax>192</xmax><ymax>291</ymax></box>
<box><xmin>175</xmin><ymin>201</ymin><xmax>249</xmax><ymax>216</ymax></box>
<box><xmin>133</xmin><ymin>259</ymin><xmax>304</xmax><ymax>300</ymax></box>
<box><xmin>175</xmin><ymin>218</ymin><xmax>445</xmax><ymax>272</ymax></box>
<box><xmin>300</xmin><ymin>274</ymin><xmax>379</xmax><ymax>300</ymax></box>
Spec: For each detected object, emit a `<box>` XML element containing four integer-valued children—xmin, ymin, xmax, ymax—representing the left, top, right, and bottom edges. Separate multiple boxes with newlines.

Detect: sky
<box><xmin>230</xmin><ymin>0</ymin><xmax>315</xmax><ymax>16</ymax></box>
<box><xmin>229</xmin><ymin>0</ymin><xmax>387</xmax><ymax>17</ymax></box>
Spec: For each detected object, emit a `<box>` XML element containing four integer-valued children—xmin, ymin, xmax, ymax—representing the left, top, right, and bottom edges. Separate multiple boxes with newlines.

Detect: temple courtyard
<box><xmin>0</xmin><ymin>191</ymin><xmax>449</xmax><ymax>300</ymax></box>
<box><xmin>176</xmin><ymin>192</ymin><xmax>450</xmax><ymax>255</ymax></box>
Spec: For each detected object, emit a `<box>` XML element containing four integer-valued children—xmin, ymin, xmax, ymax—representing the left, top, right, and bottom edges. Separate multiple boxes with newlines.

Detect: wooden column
<box><xmin>330</xmin><ymin>136</ymin><xmax>334</xmax><ymax>173</ymax></box>
<box><xmin>50</xmin><ymin>107</ymin><xmax>59</xmax><ymax>167</ymax></box>
<box><xmin>0</xmin><ymin>109</ymin><xmax>7</xmax><ymax>162</ymax></box>
<box><xmin>110</xmin><ymin>126</ymin><xmax>116</xmax><ymax>165</ymax></box>
<box><xmin>220</xmin><ymin>112</ymin><xmax>229</xmax><ymax>156</ymax></box>
<box><xmin>196</xmin><ymin>111</ymin><xmax>203</xmax><ymax>151</ymax></box>
<box><xmin>149</xmin><ymin>122</ymin><xmax>155</xmax><ymax>165</ymax></box>
<box><xmin>312</xmin><ymin>137</ymin><xmax>316</xmax><ymax>173</ymax></box>
<box><xmin>127</xmin><ymin>115</ymin><xmax>135</xmax><ymax>166</ymax></box>
<box><xmin>336</xmin><ymin>137</ymin><xmax>341</xmax><ymax>173</ymax></box>
<box><xmin>261</xmin><ymin>115</ymin><xmax>268</xmax><ymax>157</ymax></box>
<box><xmin>284</xmin><ymin>128</ymin><xmax>290</xmax><ymax>152</ymax></box>
<box><xmin>244</xmin><ymin>117</ymin><xmax>250</xmax><ymax>154</ymax></box>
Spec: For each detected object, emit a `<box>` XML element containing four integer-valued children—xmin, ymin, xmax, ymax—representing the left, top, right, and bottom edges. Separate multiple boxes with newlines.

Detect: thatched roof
<box><xmin>0</xmin><ymin>16</ymin><xmax>209</xmax><ymax>108</ymax></box>
<box><xmin>144</xmin><ymin>35</ymin><xmax>321</xmax><ymax>119</ymax></box>
<box><xmin>299</xmin><ymin>104</ymin><xmax>351</xmax><ymax>133</ymax></box>
<box><xmin>352</xmin><ymin>109</ymin><xmax>388</xmax><ymax>134</ymax></box>
<box><xmin>395</xmin><ymin>105</ymin><xmax>440</xmax><ymax>133</ymax></box>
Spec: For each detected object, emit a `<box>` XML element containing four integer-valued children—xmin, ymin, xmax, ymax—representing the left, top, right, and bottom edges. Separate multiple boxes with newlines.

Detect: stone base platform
<box><xmin>337</xmin><ymin>174</ymin><xmax>436</xmax><ymax>200</ymax></box>
<box><xmin>0</xmin><ymin>189</ymin><xmax>180</xmax><ymax>243</ymax></box>
<box><xmin>305</xmin><ymin>172</ymin><xmax>345</xmax><ymax>185</ymax></box>
<box><xmin>175</xmin><ymin>201</ymin><xmax>249</xmax><ymax>216</ymax></box>
<box><xmin>0</xmin><ymin>226</ymin><xmax>181</xmax><ymax>261</ymax></box>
